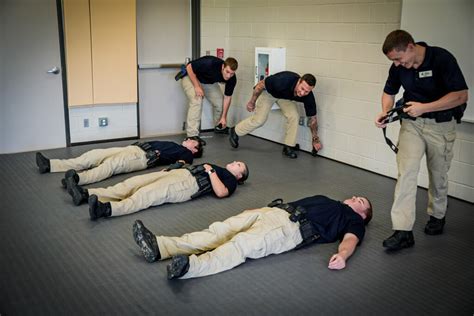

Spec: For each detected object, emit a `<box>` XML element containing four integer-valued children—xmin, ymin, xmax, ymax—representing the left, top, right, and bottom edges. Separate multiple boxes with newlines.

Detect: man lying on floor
<box><xmin>132</xmin><ymin>194</ymin><xmax>373</xmax><ymax>279</ymax></box>
<box><xmin>66</xmin><ymin>160</ymin><xmax>249</xmax><ymax>220</ymax></box>
<box><xmin>35</xmin><ymin>137</ymin><xmax>205</xmax><ymax>186</ymax></box>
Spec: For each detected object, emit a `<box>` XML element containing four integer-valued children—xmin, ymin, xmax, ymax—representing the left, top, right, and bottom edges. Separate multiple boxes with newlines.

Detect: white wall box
<box><xmin>255</xmin><ymin>47</ymin><xmax>286</xmax><ymax>110</ymax></box>
<box><xmin>254</xmin><ymin>47</ymin><xmax>286</xmax><ymax>85</ymax></box>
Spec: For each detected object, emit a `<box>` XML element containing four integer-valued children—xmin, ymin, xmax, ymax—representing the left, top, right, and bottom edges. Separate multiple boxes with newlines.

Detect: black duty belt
<box><xmin>132</xmin><ymin>142</ymin><xmax>160</xmax><ymax>168</ymax></box>
<box><xmin>186</xmin><ymin>165</ymin><xmax>212</xmax><ymax>199</ymax></box>
<box><xmin>267</xmin><ymin>199</ymin><xmax>320</xmax><ymax>249</ymax></box>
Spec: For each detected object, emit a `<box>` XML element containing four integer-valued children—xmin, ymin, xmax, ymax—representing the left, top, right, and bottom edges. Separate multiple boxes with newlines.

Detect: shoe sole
<box><xmin>70</xmin><ymin>186</ymin><xmax>86</xmax><ymax>206</ymax></box>
<box><xmin>88</xmin><ymin>196</ymin><xmax>98</xmax><ymax>220</ymax></box>
<box><xmin>167</xmin><ymin>257</ymin><xmax>188</xmax><ymax>280</ymax></box>
<box><xmin>36</xmin><ymin>153</ymin><xmax>49</xmax><ymax>174</ymax></box>
<box><xmin>229</xmin><ymin>129</ymin><xmax>239</xmax><ymax>148</ymax></box>
<box><xmin>424</xmin><ymin>228</ymin><xmax>444</xmax><ymax>235</ymax></box>
<box><xmin>229</xmin><ymin>137</ymin><xmax>239</xmax><ymax>148</ymax></box>
<box><xmin>383</xmin><ymin>240</ymin><xmax>415</xmax><ymax>251</ymax></box>
<box><xmin>133</xmin><ymin>221</ymin><xmax>158</xmax><ymax>263</ymax></box>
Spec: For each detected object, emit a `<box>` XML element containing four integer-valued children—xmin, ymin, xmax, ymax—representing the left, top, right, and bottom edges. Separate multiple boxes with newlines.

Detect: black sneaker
<box><xmin>88</xmin><ymin>195</ymin><xmax>111</xmax><ymax>220</ymax></box>
<box><xmin>36</xmin><ymin>152</ymin><xmax>50</xmax><ymax>173</ymax></box>
<box><xmin>167</xmin><ymin>255</ymin><xmax>190</xmax><ymax>280</ymax></box>
<box><xmin>282</xmin><ymin>145</ymin><xmax>297</xmax><ymax>159</ymax></box>
<box><xmin>132</xmin><ymin>220</ymin><xmax>161</xmax><ymax>263</ymax></box>
<box><xmin>68</xmin><ymin>181</ymin><xmax>89</xmax><ymax>206</ymax></box>
<box><xmin>229</xmin><ymin>127</ymin><xmax>239</xmax><ymax>148</ymax></box>
<box><xmin>64</xmin><ymin>169</ymin><xmax>79</xmax><ymax>193</ymax></box>
<box><xmin>425</xmin><ymin>216</ymin><xmax>445</xmax><ymax>235</ymax></box>
<box><xmin>214</xmin><ymin>123</ymin><xmax>229</xmax><ymax>134</ymax></box>
<box><xmin>382</xmin><ymin>230</ymin><xmax>415</xmax><ymax>251</ymax></box>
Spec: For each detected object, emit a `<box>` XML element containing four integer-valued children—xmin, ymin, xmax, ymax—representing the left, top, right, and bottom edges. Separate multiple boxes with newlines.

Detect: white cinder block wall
<box><xmin>202</xmin><ymin>0</ymin><xmax>474</xmax><ymax>203</ymax></box>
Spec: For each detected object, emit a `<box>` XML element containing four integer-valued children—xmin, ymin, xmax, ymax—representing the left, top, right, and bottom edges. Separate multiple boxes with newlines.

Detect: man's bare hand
<box><xmin>375</xmin><ymin>112</ymin><xmax>388</xmax><ymax>128</ymax></box>
<box><xmin>246</xmin><ymin>101</ymin><xmax>256</xmax><ymax>112</ymax></box>
<box><xmin>195</xmin><ymin>86</ymin><xmax>204</xmax><ymax>98</ymax></box>
<box><xmin>328</xmin><ymin>254</ymin><xmax>346</xmax><ymax>270</ymax></box>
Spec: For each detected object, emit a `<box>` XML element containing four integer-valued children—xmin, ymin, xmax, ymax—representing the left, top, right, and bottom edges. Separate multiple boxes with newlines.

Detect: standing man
<box><xmin>229</xmin><ymin>71</ymin><xmax>322</xmax><ymax>158</ymax></box>
<box><xmin>179</xmin><ymin>56</ymin><xmax>238</xmax><ymax>137</ymax></box>
<box><xmin>375</xmin><ymin>30</ymin><xmax>468</xmax><ymax>251</ymax></box>
<box><xmin>132</xmin><ymin>195</ymin><xmax>372</xmax><ymax>279</ymax></box>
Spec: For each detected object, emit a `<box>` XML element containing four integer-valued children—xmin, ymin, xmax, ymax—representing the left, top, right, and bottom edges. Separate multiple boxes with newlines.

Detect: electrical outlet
<box><xmin>299</xmin><ymin>116</ymin><xmax>305</xmax><ymax>126</ymax></box>
<box><xmin>98</xmin><ymin>117</ymin><xmax>108</xmax><ymax>127</ymax></box>
<box><xmin>83</xmin><ymin>118</ymin><xmax>89</xmax><ymax>128</ymax></box>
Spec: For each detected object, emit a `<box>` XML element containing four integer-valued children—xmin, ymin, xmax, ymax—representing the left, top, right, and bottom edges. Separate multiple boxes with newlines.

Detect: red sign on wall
<box><xmin>217</xmin><ymin>48</ymin><xmax>224</xmax><ymax>59</ymax></box>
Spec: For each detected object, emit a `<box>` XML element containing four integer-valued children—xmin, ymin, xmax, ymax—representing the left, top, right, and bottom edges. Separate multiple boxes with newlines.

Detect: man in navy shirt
<box><xmin>375</xmin><ymin>30</ymin><xmax>468</xmax><ymax>251</ymax></box>
<box><xmin>179</xmin><ymin>56</ymin><xmax>238</xmax><ymax>137</ymax></box>
<box><xmin>229</xmin><ymin>71</ymin><xmax>322</xmax><ymax>158</ymax></box>
<box><xmin>67</xmin><ymin>160</ymin><xmax>248</xmax><ymax>220</ymax></box>
<box><xmin>36</xmin><ymin>138</ymin><xmax>204</xmax><ymax>189</ymax></box>
<box><xmin>132</xmin><ymin>195</ymin><xmax>372</xmax><ymax>279</ymax></box>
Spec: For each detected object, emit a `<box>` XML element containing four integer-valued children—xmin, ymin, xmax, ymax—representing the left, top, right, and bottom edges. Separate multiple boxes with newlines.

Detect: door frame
<box><xmin>55</xmin><ymin>0</ymin><xmax>201</xmax><ymax>146</ymax></box>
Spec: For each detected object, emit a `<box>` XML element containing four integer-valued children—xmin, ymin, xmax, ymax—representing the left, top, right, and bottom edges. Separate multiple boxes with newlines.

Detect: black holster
<box><xmin>132</xmin><ymin>142</ymin><xmax>160</xmax><ymax>168</ymax></box>
<box><xmin>268</xmin><ymin>199</ymin><xmax>320</xmax><ymax>249</ymax></box>
<box><xmin>186</xmin><ymin>165</ymin><xmax>212</xmax><ymax>199</ymax></box>
<box><xmin>174</xmin><ymin>64</ymin><xmax>187</xmax><ymax>81</ymax></box>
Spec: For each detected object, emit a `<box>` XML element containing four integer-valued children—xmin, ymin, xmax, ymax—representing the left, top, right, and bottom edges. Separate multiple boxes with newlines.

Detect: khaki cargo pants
<box><xmin>391</xmin><ymin>118</ymin><xmax>456</xmax><ymax>230</ymax></box>
<box><xmin>235</xmin><ymin>90</ymin><xmax>299</xmax><ymax>147</ymax></box>
<box><xmin>89</xmin><ymin>169</ymin><xmax>199</xmax><ymax>217</ymax></box>
<box><xmin>181</xmin><ymin>76</ymin><xmax>224</xmax><ymax>137</ymax></box>
<box><xmin>156</xmin><ymin>207</ymin><xmax>303</xmax><ymax>279</ymax></box>
<box><xmin>50</xmin><ymin>145</ymin><xmax>148</xmax><ymax>185</ymax></box>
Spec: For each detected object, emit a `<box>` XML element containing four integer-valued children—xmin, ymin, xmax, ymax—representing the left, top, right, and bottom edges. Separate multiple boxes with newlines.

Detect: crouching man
<box><xmin>132</xmin><ymin>194</ymin><xmax>372</xmax><ymax>279</ymax></box>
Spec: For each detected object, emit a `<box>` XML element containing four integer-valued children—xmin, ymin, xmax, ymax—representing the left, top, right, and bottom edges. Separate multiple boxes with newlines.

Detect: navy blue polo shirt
<box><xmin>384</xmin><ymin>42</ymin><xmax>468</xmax><ymax>106</ymax></box>
<box><xmin>146</xmin><ymin>141</ymin><xmax>194</xmax><ymax>165</ymax></box>
<box><xmin>264</xmin><ymin>71</ymin><xmax>317</xmax><ymax>116</ymax></box>
<box><xmin>289</xmin><ymin>195</ymin><xmax>365</xmax><ymax>244</ymax></box>
<box><xmin>188</xmin><ymin>56</ymin><xmax>237</xmax><ymax>96</ymax></box>
<box><xmin>195</xmin><ymin>163</ymin><xmax>238</xmax><ymax>197</ymax></box>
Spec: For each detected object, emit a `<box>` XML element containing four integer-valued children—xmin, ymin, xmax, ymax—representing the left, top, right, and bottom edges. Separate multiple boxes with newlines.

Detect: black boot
<box><xmin>382</xmin><ymin>230</ymin><xmax>415</xmax><ymax>251</ymax></box>
<box><xmin>88</xmin><ymin>194</ymin><xmax>111</xmax><ymax>220</ymax></box>
<box><xmin>133</xmin><ymin>220</ymin><xmax>161</xmax><ymax>263</ymax></box>
<box><xmin>167</xmin><ymin>255</ymin><xmax>190</xmax><ymax>280</ymax></box>
<box><xmin>425</xmin><ymin>216</ymin><xmax>445</xmax><ymax>235</ymax></box>
<box><xmin>67</xmin><ymin>182</ymin><xmax>89</xmax><ymax>206</ymax></box>
<box><xmin>282</xmin><ymin>145</ymin><xmax>297</xmax><ymax>159</ymax></box>
<box><xmin>229</xmin><ymin>127</ymin><xmax>239</xmax><ymax>148</ymax></box>
<box><xmin>36</xmin><ymin>152</ymin><xmax>50</xmax><ymax>173</ymax></box>
<box><xmin>63</xmin><ymin>169</ymin><xmax>79</xmax><ymax>191</ymax></box>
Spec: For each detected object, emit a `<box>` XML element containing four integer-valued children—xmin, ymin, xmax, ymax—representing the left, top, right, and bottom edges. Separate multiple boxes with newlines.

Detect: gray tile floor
<box><xmin>0</xmin><ymin>132</ymin><xmax>473</xmax><ymax>315</ymax></box>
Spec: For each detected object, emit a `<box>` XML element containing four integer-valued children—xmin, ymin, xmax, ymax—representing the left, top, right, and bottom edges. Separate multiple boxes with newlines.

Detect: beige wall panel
<box><xmin>63</xmin><ymin>0</ymin><xmax>94</xmax><ymax>106</ymax></box>
<box><xmin>90</xmin><ymin>0</ymin><xmax>137</xmax><ymax>104</ymax></box>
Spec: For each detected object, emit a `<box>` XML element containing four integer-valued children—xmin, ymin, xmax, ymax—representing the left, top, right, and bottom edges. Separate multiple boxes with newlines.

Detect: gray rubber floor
<box><xmin>1</xmin><ymin>132</ymin><xmax>473</xmax><ymax>315</ymax></box>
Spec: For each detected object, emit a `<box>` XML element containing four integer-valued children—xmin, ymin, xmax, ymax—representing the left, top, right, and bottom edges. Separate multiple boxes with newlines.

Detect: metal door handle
<box><xmin>47</xmin><ymin>66</ymin><xmax>60</xmax><ymax>74</ymax></box>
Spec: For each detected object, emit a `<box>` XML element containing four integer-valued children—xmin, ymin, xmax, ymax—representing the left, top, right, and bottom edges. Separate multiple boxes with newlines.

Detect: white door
<box><xmin>136</xmin><ymin>0</ymin><xmax>191</xmax><ymax>137</ymax></box>
<box><xmin>0</xmin><ymin>0</ymin><xmax>66</xmax><ymax>153</ymax></box>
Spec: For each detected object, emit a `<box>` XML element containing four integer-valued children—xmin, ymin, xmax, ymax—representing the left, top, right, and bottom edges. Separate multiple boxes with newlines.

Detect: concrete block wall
<box><xmin>68</xmin><ymin>104</ymin><xmax>138</xmax><ymax>143</ymax></box>
<box><xmin>202</xmin><ymin>0</ymin><xmax>473</xmax><ymax>203</ymax></box>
